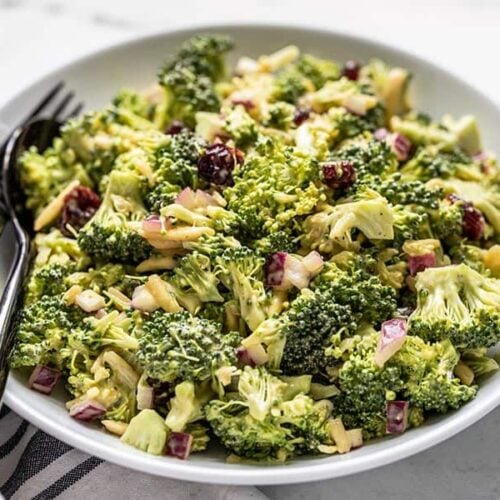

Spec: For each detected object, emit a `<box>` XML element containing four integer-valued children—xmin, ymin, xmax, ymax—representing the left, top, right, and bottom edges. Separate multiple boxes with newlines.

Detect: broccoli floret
<box><xmin>19</xmin><ymin>143</ymin><xmax>92</xmax><ymax>215</ymax></box>
<box><xmin>67</xmin><ymin>350</ymin><xmax>139</xmax><ymax>422</ymax></box>
<box><xmin>112</xmin><ymin>88</ymin><xmax>163</xmax><ymax>125</ymax></box>
<box><xmin>25</xmin><ymin>262</ymin><xmax>76</xmax><ymax>305</ymax></box>
<box><xmin>314</xmin><ymin>262</ymin><xmax>398</xmax><ymax>326</ymax></box>
<box><xmin>302</xmin><ymin>195</ymin><xmax>395</xmax><ymax>252</ymax></box>
<box><xmin>79</xmin><ymin>310</ymin><xmax>139</xmax><ymax>355</ymax></box>
<box><xmin>145</xmin><ymin>131</ymin><xmax>205</xmax><ymax>212</ymax></box>
<box><xmin>186</xmin><ymin>423</ymin><xmax>211</xmax><ymax>452</ymax></box>
<box><xmin>78</xmin><ymin>170</ymin><xmax>151</xmax><ymax>263</ymax></box>
<box><xmin>223</xmin><ymin>105</ymin><xmax>258</xmax><ymax>148</ymax></box>
<box><xmin>243</xmin><ymin>261</ymin><xmax>396</xmax><ymax>376</ymax></box>
<box><xmin>330</xmin><ymin>137</ymin><xmax>398</xmax><ymax>186</ymax></box>
<box><xmin>278</xmin><ymin>289</ymin><xmax>356</xmax><ymax>376</ymax></box>
<box><xmin>461</xmin><ymin>349</ymin><xmax>499</xmax><ymax>378</ymax></box>
<box><xmin>373</xmin><ymin>173</ymin><xmax>442</xmax><ymax>209</ymax></box>
<box><xmin>330</xmin><ymin>106</ymin><xmax>386</xmax><ymax>143</ymax></box>
<box><xmin>295</xmin><ymin>54</ymin><xmax>340</xmax><ymax>90</ymax></box>
<box><xmin>183</xmin><ymin>233</ymin><xmax>241</xmax><ymax>258</ymax></box>
<box><xmin>10</xmin><ymin>295</ymin><xmax>85</xmax><ymax>370</ymax></box>
<box><xmin>252</xmin><ymin>231</ymin><xmax>299</xmax><ymax>256</ymax></box>
<box><xmin>159</xmin><ymin>35</ymin><xmax>233</xmax><ymax>126</ymax></box>
<box><xmin>329</xmin><ymin>329</ymin><xmax>475</xmax><ymax>437</ymax></box>
<box><xmin>408</xmin><ymin>264</ymin><xmax>500</xmax><ymax>348</ymax></box>
<box><xmin>165</xmin><ymin>379</ymin><xmax>213</xmax><ymax>431</ymax></box>
<box><xmin>273</xmin><ymin>68</ymin><xmax>309</xmax><ymax>104</ymax></box>
<box><xmin>332</xmin><ymin>333</ymin><xmax>405</xmax><ymax>438</ymax></box>
<box><xmin>136</xmin><ymin>311</ymin><xmax>239</xmax><ymax>385</ymax></box>
<box><xmin>404</xmin><ymin>339</ymin><xmax>477</xmax><ymax>412</ymax></box>
<box><xmin>430</xmin><ymin>197</ymin><xmax>464</xmax><ymax>240</ymax></box>
<box><xmin>65</xmin><ymin>263</ymin><xmax>128</xmax><ymax>294</ymax></box>
<box><xmin>215</xmin><ymin>246</ymin><xmax>268</xmax><ymax>331</ymax></box>
<box><xmin>173</xmin><ymin>251</ymin><xmax>224</xmax><ymax>303</ymax></box>
<box><xmin>400</xmin><ymin>146</ymin><xmax>476</xmax><ymax>182</ymax></box>
<box><xmin>121</xmin><ymin>409</ymin><xmax>169</xmax><ymax>455</ymax></box>
<box><xmin>225</xmin><ymin>140</ymin><xmax>324</xmax><ymax>239</ymax></box>
<box><xmin>392</xmin><ymin>205</ymin><xmax>431</xmax><ymax>246</ymax></box>
<box><xmin>206</xmin><ymin>367</ymin><xmax>333</xmax><ymax>460</ymax></box>
<box><xmin>263</xmin><ymin>102</ymin><xmax>295</xmax><ymax>130</ymax></box>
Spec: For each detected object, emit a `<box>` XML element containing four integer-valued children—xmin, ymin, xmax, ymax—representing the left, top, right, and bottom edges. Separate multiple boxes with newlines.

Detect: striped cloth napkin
<box><xmin>0</xmin><ymin>406</ymin><xmax>269</xmax><ymax>500</ymax></box>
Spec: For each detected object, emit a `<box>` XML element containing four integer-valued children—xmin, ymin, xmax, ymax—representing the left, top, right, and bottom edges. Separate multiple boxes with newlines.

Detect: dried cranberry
<box><xmin>322</xmin><ymin>161</ymin><xmax>356</xmax><ymax>189</ymax></box>
<box><xmin>165</xmin><ymin>120</ymin><xmax>186</xmax><ymax>135</ymax></box>
<box><xmin>390</xmin><ymin>133</ymin><xmax>412</xmax><ymax>161</ymax></box>
<box><xmin>293</xmin><ymin>108</ymin><xmax>311</xmax><ymax>126</ymax></box>
<box><xmin>408</xmin><ymin>252</ymin><xmax>436</xmax><ymax>276</ymax></box>
<box><xmin>60</xmin><ymin>186</ymin><xmax>101</xmax><ymax>236</ymax></box>
<box><xmin>462</xmin><ymin>203</ymin><xmax>485</xmax><ymax>240</ymax></box>
<box><xmin>342</xmin><ymin>61</ymin><xmax>361</xmax><ymax>81</ymax></box>
<box><xmin>197</xmin><ymin>143</ymin><xmax>243</xmax><ymax>186</ymax></box>
<box><xmin>265</xmin><ymin>252</ymin><xmax>287</xmax><ymax>287</ymax></box>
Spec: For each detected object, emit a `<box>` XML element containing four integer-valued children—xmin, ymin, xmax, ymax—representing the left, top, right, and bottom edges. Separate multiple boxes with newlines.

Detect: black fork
<box><xmin>0</xmin><ymin>83</ymin><xmax>84</xmax><ymax>399</ymax></box>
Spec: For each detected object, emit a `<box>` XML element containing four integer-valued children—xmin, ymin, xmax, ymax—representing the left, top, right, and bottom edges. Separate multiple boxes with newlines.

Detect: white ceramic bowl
<box><xmin>1</xmin><ymin>24</ymin><xmax>499</xmax><ymax>485</ymax></box>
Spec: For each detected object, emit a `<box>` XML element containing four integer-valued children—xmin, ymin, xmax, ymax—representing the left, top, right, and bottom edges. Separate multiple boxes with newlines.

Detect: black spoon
<box><xmin>0</xmin><ymin>119</ymin><xmax>62</xmax><ymax>399</ymax></box>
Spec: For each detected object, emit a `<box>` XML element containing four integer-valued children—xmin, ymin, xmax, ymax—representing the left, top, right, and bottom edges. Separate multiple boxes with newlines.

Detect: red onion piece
<box><xmin>28</xmin><ymin>365</ymin><xmax>61</xmax><ymax>395</ymax></box>
<box><xmin>408</xmin><ymin>252</ymin><xmax>436</xmax><ymax>276</ymax></box>
<box><xmin>374</xmin><ymin>319</ymin><xmax>407</xmax><ymax>367</ymax></box>
<box><xmin>166</xmin><ymin>431</ymin><xmax>193</xmax><ymax>460</ymax></box>
<box><xmin>142</xmin><ymin>215</ymin><xmax>164</xmax><ymax>235</ymax></box>
<box><xmin>265</xmin><ymin>252</ymin><xmax>287</xmax><ymax>287</ymax></box>
<box><xmin>462</xmin><ymin>204</ymin><xmax>485</xmax><ymax>240</ymax></box>
<box><xmin>386</xmin><ymin>401</ymin><xmax>409</xmax><ymax>434</ymax></box>
<box><xmin>389</xmin><ymin>133</ymin><xmax>411</xmax><ymax>161</ymax></box>
<box><xmin>236</xmin><ymin>346</ymin><xmax>256</xmax><ymax>367</ymax></box>
<box><xmin>69</xmin><ymin>400</ymin><xmax>106</xmax><ymax>421</ymax></box>
<box><xmin>374</xmin><ymin>128</ymin><xmax>389</xmax><ymax>141</ymax></box>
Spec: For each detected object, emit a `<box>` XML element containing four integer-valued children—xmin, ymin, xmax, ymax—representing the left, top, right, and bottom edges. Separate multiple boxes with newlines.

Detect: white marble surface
<box><xmin>1</xmin><ymin>0</ymin><xmax>499</xmax><ymax>498</ymax></box>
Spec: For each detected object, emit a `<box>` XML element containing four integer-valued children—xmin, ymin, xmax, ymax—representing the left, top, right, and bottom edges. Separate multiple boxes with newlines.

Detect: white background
<box><xmin>1</xmin><ymin>1</ymin><xmax>500</xmax><ymax>498</ymax></box>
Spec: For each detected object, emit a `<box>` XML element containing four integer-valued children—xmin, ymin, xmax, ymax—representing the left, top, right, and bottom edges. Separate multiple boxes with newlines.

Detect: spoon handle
<box><xmin>0</xmin><ymin>220</ymin><xmax>30</xmax><ymax>400</ymax></box>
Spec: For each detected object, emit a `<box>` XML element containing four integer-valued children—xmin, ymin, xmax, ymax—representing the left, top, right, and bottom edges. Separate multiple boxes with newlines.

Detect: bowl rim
<box><xmin>3</xmin><ymin>22</ymin><xmax>500</xmax><ymax>485</ymax></box>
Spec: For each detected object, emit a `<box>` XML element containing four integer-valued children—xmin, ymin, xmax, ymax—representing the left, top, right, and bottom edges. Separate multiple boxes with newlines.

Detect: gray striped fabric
<box><xmin>0</xmin><ymin>406</ymin><xmax>268</xmax><ymax>500</ymax></box>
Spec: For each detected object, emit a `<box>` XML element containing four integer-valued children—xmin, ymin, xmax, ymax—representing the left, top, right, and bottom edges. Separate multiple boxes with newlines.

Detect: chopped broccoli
<box><xmin>223</xmin><ymin>105</ymin><xmax>259</xmax><ymax>147</ymax></box>
<box><xmin>78</xmin><ymin>170</ymin><xmax>151</xmax><ymax>263</ymax></box>
<box><xmin>215</xmin><ymin>246</ymin><xmax>268</xmax><ymax>331</ymax></box>
<box><xmin>159</xmin><ymin>35</ymin><xmax>233</xmax><ymax>126</ymax></box>
<box><xmin>295</xmin><ymin>54</ymin><xmax>340</xmax><ymax>90</ymax></box>
<box><xmin>206</xmin><ymin>367</ymin><xmax>333</xmax><ymax>460</ymax></box>
<box><xmin>302</xmin><ymin>195</ymin><xmax>395</xmax><ymax>252</ymax></box>
<box><xmin>121</xmin><ymin>409</ymin><xmax>169</xmax><ymax>455</ymax></box>
<box><xmin>225</xmin><ymin>139</ymin><xmax>324</xmax><ymax>239</ymax></box>
<box><xmin>10</xmin><ymin>295</ymin><xmax>85</xmax><ymax>371</ymax></box>
<box><xmin>136</xmin><ymin>311</ymin><xmax>239</xmax><ymax>384</ymax></box>
<box><xmin>408</xmin><ymin>264</ymin><xmax>500</xmax><ymax>348</ymax></box>
<box><xmin>67</xmin><ymin>350</ymin><xmax>139</xmax><ymax>422</ymax></box>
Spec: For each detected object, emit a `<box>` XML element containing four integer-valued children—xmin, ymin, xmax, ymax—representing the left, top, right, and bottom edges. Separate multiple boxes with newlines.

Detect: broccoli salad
<box><xmin>11</xmin><ymin>35</ymin><xmax>500</xmax><ymax>463</ymax></box>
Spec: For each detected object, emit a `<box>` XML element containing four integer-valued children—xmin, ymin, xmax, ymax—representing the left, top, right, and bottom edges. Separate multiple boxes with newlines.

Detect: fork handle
<box><xmin>0</xmin><ymin>220</ymin><xmax>30</xmax><ymax>400</ymax></box>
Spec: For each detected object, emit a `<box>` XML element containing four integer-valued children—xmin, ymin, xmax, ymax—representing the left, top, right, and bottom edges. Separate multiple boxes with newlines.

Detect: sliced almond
<box><xmin>102</xmin><ymin>420</ymin><xmax>129</xmax><ymax>436</ymax></box>
<box><xmin>328</xmin><ymin>418</ymin><xmax>352</xmax><ymax>454</ymax></box>
<box><xmin>145</xmin><ymin>275</ymin><xmax>182</xmax><ymax>313</ymax></box>
<box><xmin>75</xmin><ymin>290</ymin><xmax>106</xmax><ymax>313</ymax></box>
<box><xmin>34</xmin><ymin>180</ymin><xmax>80</xmax><ymax>231</ymax></box>
<box><xmin>136</xmin><ymin>255</ymin><xmax>176</xmax><ymax>273</ymax></box>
